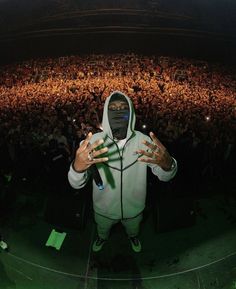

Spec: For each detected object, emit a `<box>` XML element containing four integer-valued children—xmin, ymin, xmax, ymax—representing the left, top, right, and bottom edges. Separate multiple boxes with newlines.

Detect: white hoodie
<box><xmin>68</xmin><ymin>91</ymin><xmax>177</xmax><ymax>219</ymax></box>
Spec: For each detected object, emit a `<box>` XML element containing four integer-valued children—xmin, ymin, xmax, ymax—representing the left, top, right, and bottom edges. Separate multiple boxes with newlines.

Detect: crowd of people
<box><xmin>0</xmin><ymin>53</ymin><xmax>235</xmax><ymax>194</ymax></box>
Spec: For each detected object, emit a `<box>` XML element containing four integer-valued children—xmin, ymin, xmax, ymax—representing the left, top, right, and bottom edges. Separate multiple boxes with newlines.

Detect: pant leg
<box><xmin>121</xmin><ymin>213</ymin><xmax>143</xmax><ymax>238</ymax></box>
<box><xmin>94</xmin><ymin>212</ymin><xmax>119</xmax><ymax>240</ymax></box>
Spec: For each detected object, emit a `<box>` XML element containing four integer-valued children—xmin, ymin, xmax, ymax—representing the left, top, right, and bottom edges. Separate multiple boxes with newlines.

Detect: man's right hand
<box><xmin>73</xmin><ymin>132</ymin><xmax>109</xmax><ymax>173</ymax></box>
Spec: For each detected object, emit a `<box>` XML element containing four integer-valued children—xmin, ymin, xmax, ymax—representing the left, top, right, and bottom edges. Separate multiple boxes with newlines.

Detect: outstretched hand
<box><xmin>73</xmin><ymin>132</ymin><xmax>109</xmax><ymax>173</ymax></box>
<box><xmin>136</xmin><ymin>132</ymin><xmax>173</xmax><ymax>171</ymax></box>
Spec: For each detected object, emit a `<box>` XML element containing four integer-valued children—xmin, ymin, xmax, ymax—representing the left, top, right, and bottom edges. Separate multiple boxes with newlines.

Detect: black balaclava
<box><xmin>108</xmin><ymin>93</ymin><xmax>130</xmax><ymax>140</ymax></box>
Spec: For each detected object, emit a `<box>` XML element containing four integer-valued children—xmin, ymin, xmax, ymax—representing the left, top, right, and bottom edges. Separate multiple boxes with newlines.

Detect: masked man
<box><xmin>68</xmin><ymin>91</ymin><xmax>177</xmax><ymax>253</ymax></box>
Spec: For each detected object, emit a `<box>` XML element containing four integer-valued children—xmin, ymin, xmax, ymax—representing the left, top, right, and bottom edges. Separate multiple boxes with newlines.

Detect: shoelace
<box><xmin>130</xmin><ymin>238</ymin><xmax>139</xmax><ymax>246</ymax></box>
<box><xmin>96</xmin><ymin>238</ymin><xmax>105</xmax><ymax>245</ymax></box>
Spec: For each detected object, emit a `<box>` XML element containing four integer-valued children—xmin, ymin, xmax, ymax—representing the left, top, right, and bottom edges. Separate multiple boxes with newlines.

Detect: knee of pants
<box><xmin>121</xmin><ymin>214</ymin><xmax>143</xmax><ymax>235</ymax></box>
<box><xmin>94</xmin><ymin>213</ymin><xmax>118</xmax><ymax>231</ymax></box>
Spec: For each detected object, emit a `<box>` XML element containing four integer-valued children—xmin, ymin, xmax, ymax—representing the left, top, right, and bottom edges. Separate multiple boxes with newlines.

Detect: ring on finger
<box><xmin>152</xmin><ymin>151</ymin><xmax>159</xmax><ymax>159</ymax></box>
<box><xmin>153</xmin><ymin>144</ymin><xmax>159</xmax><ymax>152</ymax></box>
<box><xmin>88</xmin><ymin>151</ymin><xmax>94</xmax><ymax>161</ymax></box>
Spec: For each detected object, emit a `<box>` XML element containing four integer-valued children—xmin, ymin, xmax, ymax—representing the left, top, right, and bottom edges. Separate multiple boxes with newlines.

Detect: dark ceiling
<box><xmin>0</xmin><ymin>0</ymin><xmax>235</xmax><ymax>64</ymax></box>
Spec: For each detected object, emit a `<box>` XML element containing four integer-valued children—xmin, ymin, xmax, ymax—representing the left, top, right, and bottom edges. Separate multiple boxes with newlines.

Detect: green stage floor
<box><xmin>1</xmin><ymin>195</ymin><xmax>236</xmax><ymax>289</ymax></box>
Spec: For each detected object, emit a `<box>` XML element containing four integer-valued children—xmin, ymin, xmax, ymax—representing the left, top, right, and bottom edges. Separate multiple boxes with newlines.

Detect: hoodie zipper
<box><xmin>120</xmin><ymin>153</ymin><xmax>124</xmax><ymax>220</ymax></box>
<box><xmin>115</xmin><ymin>140</ymin><xmax>125</xmax><ymax>220</ymax></box>
<box><xmin>108</xmin><ymin>138</ymin><xmax>123</xmax><ymax>219</ymax></box>
<box><xmin>108</xmin><ymin>133</ymin><xmax>135</xmax><ymax>220</ymax></box>
<box><xmin>120</xmin><ymin>133</ymin><xmax>134</xmax><ymax>220</ymax></box>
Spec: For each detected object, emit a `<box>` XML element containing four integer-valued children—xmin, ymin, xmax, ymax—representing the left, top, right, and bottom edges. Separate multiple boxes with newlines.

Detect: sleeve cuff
<box><xmin>151</xmin><ymin>157</ymin><xmax>177</xmax><ymax>182</ymax></box>
<box><xmin>68</xmin><ymin>163</ymin><xmax>89</xmax><ymax>189</ymax></box>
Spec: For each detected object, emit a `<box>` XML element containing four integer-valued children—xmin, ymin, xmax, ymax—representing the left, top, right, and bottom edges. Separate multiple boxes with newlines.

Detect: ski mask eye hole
<box><xmin>108</xmin><ymin>102</ymin><xmax>129</xmax><ymax>111</ymax></box>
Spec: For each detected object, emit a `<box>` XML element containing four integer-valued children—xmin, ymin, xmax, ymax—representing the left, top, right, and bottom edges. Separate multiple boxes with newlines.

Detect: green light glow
<box><xmin>45</xmin><ymin>229</ymin><xmax>67</xmax><ymax>250</ymax></box>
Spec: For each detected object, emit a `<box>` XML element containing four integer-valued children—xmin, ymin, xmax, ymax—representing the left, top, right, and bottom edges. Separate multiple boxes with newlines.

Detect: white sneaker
<box><xmin>129</xmin><ymin>237</ymin><xmax>142</xmax><ymax>253</ymax></box>
<box><xmin>92</xmin><ymin>237</ymin><xmax>106</xmax><ymax>252</ymax></box>
<box><xmin>0</xmin><ymin>240</ymin><xmax>8</xmax><ymax>250</ymax></box>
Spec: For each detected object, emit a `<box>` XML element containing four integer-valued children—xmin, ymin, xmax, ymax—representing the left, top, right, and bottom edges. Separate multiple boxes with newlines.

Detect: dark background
<box><xmin>0</xmin><ymin>0</ymin><xmax>236</xmax><ymax>64</ymax></box>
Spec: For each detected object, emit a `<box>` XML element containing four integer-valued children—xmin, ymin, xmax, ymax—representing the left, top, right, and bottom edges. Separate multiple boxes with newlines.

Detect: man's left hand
<box><xmin>136</xmin><ymin>132</ymin><xmax>173</xmax><ymax>171</ymax></box>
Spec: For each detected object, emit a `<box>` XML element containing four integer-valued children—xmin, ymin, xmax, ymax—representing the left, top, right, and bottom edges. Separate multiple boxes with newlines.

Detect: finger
<box><xmin>93</xmin><ymin>147</ymin><xmax>109</xmax><ymax>158</ymax></box>
<box><xmin>142</xmin><ymin>140</ymin><xmax>158</xmax><ymax>151</ymax></box>
<box><xmin>138</xmin><ymin>158</ymin><xmax>159</xmax><ymax>164</ymax></box>
<box><xmin>150</xmin><ymin>132</ymin><xmax>166</xmax><ymax>150</ymax></box>
<box><xmin>91</xmin><ymin>157</ymin><xmax>109</xmax><ymax>164</ymax></box>
<box><xmin>89</xmin><ymin>138</ymin><xmax>105</xmax><ymax>151</ymax></box>
<box><xmin>81</xmin><ymin>132</ymin><xmax>93</xmax><ymax>150</ymax></box>
<box><xmin>136</xmin><ymin>149</ymin><xmax>156</xmax><ymax>158</ymax></box>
